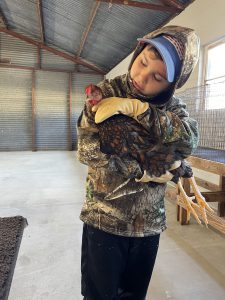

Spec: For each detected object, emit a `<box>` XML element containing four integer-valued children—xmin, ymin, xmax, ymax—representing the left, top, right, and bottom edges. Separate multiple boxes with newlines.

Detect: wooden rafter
<box><xmin>159</xmin><ymin>0</ymin><xmax>185</xmax><ymax>10</ymax></box>
<box><xmin>37</xmin><ymin>46</ymin><xmax>41</xmax><ymax>68</ymax></box>
<box><xmin>0</xmin><ymin>63</ymin><xmax>101</xmax><ymax>74</ymax></box>
<box><xmin>36</xmin><ymin>0</ymin><xmax>45</xmax><ymax>43</ymax></box>
<box><xmin>96</xmin><ymin>0</ymin><xmax>182</xmax><ymax>13</ymax></box>
<box><xmin>0</xmin><ymin>28</ymin><xmax>106</xmax><ymax>75</ymax></box>
<box><xmin>0</xmin><ymin>8</ymin><xmax>8</xmax><ymax>28</ymax></box>
<box><xmin>77</xmin><ymin>1</ymin><xmax>101</xmax><ymax>57</ymax></box>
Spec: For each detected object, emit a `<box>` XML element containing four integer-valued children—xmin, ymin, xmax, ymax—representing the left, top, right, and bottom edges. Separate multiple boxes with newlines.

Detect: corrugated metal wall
<box><xmin>35</xmin><ymin>71</ymin><xmax>70</xmax><ymax>150</ymax></box>
<box><xmin>41</xmin><ymin>48</ymin><xmax>75</xmax><ymax>71</ymax></box>
<box><xmin>0</xmin><ymin>68</ymin><xmax>32</xmax><ymax>151</ymax></box>
<box><xmin>72</xmin><ymin>73</ymin><xmax>103</xmax><ymax>149</ymax></box>
<box><xmin>0</xmin><ymin>32</ymin><xmax>103</xmax><ymax>151</ymax></box>
<box><xmin>0</xmin><ymin>32</ymin><xmax>37</xmax><ymax>67</ymax></box>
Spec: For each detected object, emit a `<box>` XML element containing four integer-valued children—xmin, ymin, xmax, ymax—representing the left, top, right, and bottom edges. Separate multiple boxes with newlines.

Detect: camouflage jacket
<box><xmin>76</xmin><ymin>26</ymin><xmax>199</xmax><ymax>237</ymax></box>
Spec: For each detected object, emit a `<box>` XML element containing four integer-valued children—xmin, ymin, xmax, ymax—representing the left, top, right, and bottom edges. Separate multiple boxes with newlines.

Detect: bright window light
<box><xmin>205</xmin><ymin>41</ymin><xmax>225</xmax><ymax>109</ymax></box>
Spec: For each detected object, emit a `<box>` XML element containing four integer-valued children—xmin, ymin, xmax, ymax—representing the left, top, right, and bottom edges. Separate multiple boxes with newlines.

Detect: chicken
<box><xmin>85</xmin><ymin>84</ymin><xmax>103</xmax><ymax>106</ymax></box>
<box><xmin>85</xmin><ymin>84</ymin><xmax>213</xmax><ymax>226</ymax></box>
<box><xmin>99</xmin><ymin>114</ymin><xmax>185</xmax><ymax>177</ymax></box>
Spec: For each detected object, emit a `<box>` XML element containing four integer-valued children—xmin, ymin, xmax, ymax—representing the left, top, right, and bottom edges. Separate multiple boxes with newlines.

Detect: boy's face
<box><xmin>130</xmin><ymin>45</ymin><xmax>170</xmax><ymax>96</ymax></box>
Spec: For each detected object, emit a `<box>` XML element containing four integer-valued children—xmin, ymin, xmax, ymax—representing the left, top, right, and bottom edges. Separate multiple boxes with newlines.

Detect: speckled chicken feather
<box><xmin>98</xmin><ymin>114</ymin><xmax>187</xmax><ymax>178</ymax></box>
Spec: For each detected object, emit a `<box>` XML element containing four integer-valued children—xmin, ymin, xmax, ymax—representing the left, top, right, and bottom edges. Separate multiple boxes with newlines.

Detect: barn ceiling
<box><xmin>0</xmin><ymin>0</ymin><xmax>195</xmax><ymax>75</ymax></box>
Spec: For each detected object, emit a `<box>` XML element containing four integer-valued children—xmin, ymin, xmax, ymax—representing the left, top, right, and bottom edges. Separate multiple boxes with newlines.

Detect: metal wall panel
<box><xmin>0</xmin><ymin>68</ymin><xmax>32</xmax><ymax>151</ymax></box>
<box><xmin>1</xmin><ymin>0</ymin><xmax>194</xmax><ymax>73</ymax></box>
<box><xmin>0</xmin><ymin>0</ymin><xmax>40</xmax><ymax>40</ymax></box>
<box><xmin>0</xmin><ymin>32</ymin><xmax>37</xmax><ymax>67</ymax></box>
<box><xmin>43</xmin><ymin>0</ymin><xmax>93</xmax><ymax>54</ymax></box>
<box><xmin>82</xmin><ymin>2</ymin><xmax>170</xmax><ymax>71</ymax></box>
<box><xmin>41</xmin><ymin>48</ymin><xmax>75</xmax><ymax>71</ymax></box>
<box><xmin>35</xmin><ymin>70</ymin><xmax>69</xmax><ymax>150</ymax></box>
<box><xmin>71</xmin><ymin>73</ymin><xmax>103</xmax><ymax>149</ymax></box>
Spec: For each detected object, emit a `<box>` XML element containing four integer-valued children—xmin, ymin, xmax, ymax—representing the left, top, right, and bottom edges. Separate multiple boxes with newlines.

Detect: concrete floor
<box><xmin>0</xmin><ymin>151</ymin><xmax>225</xmax><ymax>300</ymax></box>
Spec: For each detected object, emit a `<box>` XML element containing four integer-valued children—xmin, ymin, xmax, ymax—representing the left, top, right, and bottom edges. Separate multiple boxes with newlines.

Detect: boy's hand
<box><xmin>92</xmin><ymin>97</ymin><xmax>149</xmax><ymax>123</ymax></box>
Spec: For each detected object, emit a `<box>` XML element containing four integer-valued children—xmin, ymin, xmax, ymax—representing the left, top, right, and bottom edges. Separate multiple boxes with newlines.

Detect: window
<box><xmin>204</xmin><ymin>39</ymin><xmax>225</xmax><ymax>110</ymax></box>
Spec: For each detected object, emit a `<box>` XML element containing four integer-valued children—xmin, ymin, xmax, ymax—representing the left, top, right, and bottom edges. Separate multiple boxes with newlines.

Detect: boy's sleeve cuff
<box><xmin>135</xmin><ymin>170</ymin><xmax>174</xmax><ymax>183</ymax></box>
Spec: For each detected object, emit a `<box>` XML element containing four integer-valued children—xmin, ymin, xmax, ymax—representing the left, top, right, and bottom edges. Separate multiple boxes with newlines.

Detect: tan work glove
<box><xmin>92</xmin><ymin>97</ymin><xmax>149</xmax><ymax>123</ymax></box>
<box><xmin>135</xmin><ymin>160</ymin><xmax>181</xmax><ymax>183</ymax></box>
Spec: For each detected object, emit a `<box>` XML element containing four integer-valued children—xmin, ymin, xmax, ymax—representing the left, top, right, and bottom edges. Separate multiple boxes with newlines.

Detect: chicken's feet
<box><xmin>188</xmin><ymin>176</ymin><xmax>214</xmax><ymax>226</ymax></box>
<box><xmin>177</xmin><ymin>179</ymin><xmax>202</xmax><ymax>225</ymax></box>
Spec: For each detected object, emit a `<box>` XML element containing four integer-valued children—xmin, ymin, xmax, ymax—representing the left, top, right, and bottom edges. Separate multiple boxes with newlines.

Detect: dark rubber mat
<box><xmin>192</xmin><ymin>147</ymin><xmax>225</xmax><ymax>164</ymax></box>
<box><xmin>0</xmin><ymin>216</ymin><xmax>28</xmax><ymax>300</ymax></box>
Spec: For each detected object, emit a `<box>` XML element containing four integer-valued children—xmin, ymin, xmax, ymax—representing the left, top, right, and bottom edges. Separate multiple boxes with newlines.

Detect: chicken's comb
<box><xmin>85</xmin><ymin>84</ymin><xmax>93</xmax><ymax>95</ymax></box>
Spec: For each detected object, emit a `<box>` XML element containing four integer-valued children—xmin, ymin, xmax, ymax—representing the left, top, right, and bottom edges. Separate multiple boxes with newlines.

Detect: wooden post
<box><xmin>218</xmin><ymin>176</ymin><xmax>225</xmax><ymax>217</ymax></box>
<box><xmin>31</xmin><ymin>70</ymin><xmax>36</xmax><ymax>151</ymax></box>
<box><xmin>176</xmin><ymin>204</ymin><xmax>180</xmax><ymax>222</ymax></box>
<box><xmin>37</xmin><ymin>46</ymin><xmax>41</xmax><ymax>69</ymax></box>
<box><xmin>68</xmin><ymin>73</ymin><xmax>73</xmax><ymax>150</ymax></box>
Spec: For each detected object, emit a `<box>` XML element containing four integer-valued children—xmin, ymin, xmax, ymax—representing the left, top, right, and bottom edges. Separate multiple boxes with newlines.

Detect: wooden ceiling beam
<box><xmin>96</xmin><ymin>0</ymin><xmax>182</xmax><ymax>13</ymax></box>
<box><xmin>36</xmin><ymin>0</ymin><xmax>45</xmax><ymax>43</ymax></box>
<box><xmin>0</xmin><ymin>63</ymin><xmax>102</xmax><ymax>75</ymax></box>
<box><xmin>77</xmin><ymin>1</ymin><xmax>101</xmax><ymax>57</ymax></box>
<box><xmin>159</xmin><ymin>0</ymin><xmax>185</xmax><ymax>10</ymax></box>
<box><xmin>0</xmin><ymin>28</ymin><xmax>106</xmax><ymax>75</ymax></box>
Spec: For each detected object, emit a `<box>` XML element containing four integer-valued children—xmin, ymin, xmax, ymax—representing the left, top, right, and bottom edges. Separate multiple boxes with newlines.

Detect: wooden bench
<box><xmin>166</xmin><ymin>148</ymin><xmax>225</xmax><ymax>234</ymax></box>
<box><xmin>166</xmin><ymin>147</ymin><xmax>225</xmax><ymax>234</ymax></box>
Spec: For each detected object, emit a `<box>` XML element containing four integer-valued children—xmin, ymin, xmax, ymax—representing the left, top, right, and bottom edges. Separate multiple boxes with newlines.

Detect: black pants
<box><xmin>81</xmin><ymin>224</ymin><xmax>160</xmax><ymax>300</ymax></box>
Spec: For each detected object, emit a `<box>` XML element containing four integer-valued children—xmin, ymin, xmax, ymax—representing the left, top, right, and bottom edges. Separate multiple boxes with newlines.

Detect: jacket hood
<box><xmin>128</xmin><ymin>25</ymin><xmax>200</xmax><ymax>105</ymax></box>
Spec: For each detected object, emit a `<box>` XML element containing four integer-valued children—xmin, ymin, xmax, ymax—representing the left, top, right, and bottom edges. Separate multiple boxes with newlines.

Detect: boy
<box><xmin>77</xmin><ymin>25</ymin><xmax>200</xmax><ymax>300</ymax></box>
